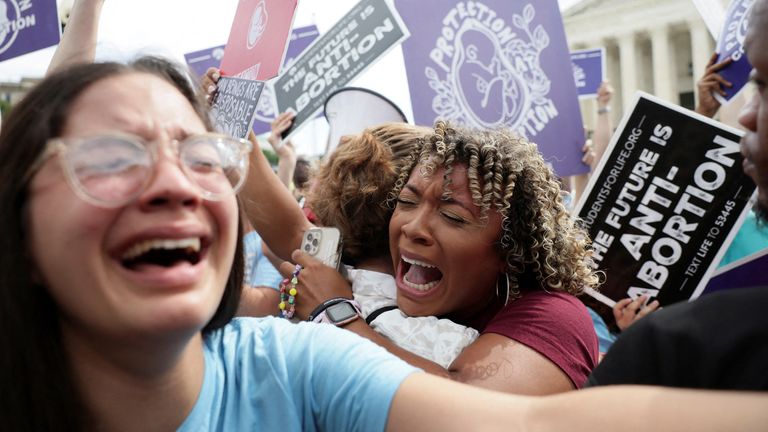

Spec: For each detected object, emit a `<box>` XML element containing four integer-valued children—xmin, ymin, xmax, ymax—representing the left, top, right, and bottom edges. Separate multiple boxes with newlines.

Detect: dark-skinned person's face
<box><xmin>739</xmin><ymin>0</ymin><xmax>768</xmax><ymax>222</ymax></box>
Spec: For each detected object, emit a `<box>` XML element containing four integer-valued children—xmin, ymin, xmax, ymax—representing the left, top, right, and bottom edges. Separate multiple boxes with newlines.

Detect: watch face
<box><xmin>326</xmin><ymin>301</ymin><xmax>358</xmax><ymax>323</ymax></box>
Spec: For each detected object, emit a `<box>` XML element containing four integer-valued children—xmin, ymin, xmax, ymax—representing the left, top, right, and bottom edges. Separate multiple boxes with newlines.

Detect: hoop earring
<box><xmin>496</xmin><ymin>273</ymin><xmax>510</xmax><ymax>307</ymax></box>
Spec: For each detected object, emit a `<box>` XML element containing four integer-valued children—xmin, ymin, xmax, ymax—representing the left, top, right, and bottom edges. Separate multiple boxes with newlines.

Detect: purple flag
<box><xmin>714</xmin><ymin>0</ymin><xmax>754</xmax><ymax>103</ymax></box>
<box><xmin>570</xmin><ymin>48</ymin><xmax>605</xmax><ymax>99</ymax></box>
<box><xmin>183</xmin><ymin>25</ymin><xmax>319</xmax><ymax>135</ymax></box>
<box><xmin>0</xmin><ymin>0</ymin><xmax>61</xmax><ymax>62</ymax></box>
<box><xmin>184</xmin><ymin>45</ymin><xmax>226</xmax><ymax>78</ymax></box>
<box><xmin>704</xmin><ymin>250</ymin><xmax>768</xmax><ymax>294</ymax></box>
<box><xmin>395</xmin><ymin>0</ymin><xmax>587</xmax><ymax>177</ymax></box>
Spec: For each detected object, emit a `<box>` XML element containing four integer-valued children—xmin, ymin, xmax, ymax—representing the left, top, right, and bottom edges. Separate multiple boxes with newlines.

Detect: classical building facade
<box><xmin>563</xmin><ymin>0</ymin><xmax>729</xmax><ymax>126</ymax></box>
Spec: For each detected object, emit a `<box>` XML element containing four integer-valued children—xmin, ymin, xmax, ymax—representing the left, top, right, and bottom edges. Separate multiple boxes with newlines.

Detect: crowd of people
<box><xmin>0</xmin><ymin>0</ymin><xmax>767</xmax><ymax>430</ymax></box>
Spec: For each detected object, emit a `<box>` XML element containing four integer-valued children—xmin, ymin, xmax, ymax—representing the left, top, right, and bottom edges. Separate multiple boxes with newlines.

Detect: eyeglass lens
<box><xmin>64</xmin><ymin>135</ymin><xmax>245</xmax><ymax>204</ymax></box>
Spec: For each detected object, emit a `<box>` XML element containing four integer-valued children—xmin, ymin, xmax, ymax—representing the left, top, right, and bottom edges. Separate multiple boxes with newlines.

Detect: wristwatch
<box><xmin>310</xmin><ymin>298</ymin><xmax>361</xmax><ymax>326</ymax></box>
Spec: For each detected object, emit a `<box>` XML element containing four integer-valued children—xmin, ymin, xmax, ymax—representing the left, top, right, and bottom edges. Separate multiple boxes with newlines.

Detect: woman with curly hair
<box><xmin>248</xmin><ymin>120</ymin><xmax>599</xmax><ymax>394</ymax></box>
<box><xmin>242</xmin><ymin>121</ymin><xmax>480</xmax><ymax>368</ymax></box>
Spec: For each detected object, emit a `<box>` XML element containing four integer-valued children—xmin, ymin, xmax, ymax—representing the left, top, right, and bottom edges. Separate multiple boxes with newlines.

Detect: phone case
<box><xmin>301</xmin><ymin>227</ymin><xmax>343</xmax><ymax>269</ymax></box>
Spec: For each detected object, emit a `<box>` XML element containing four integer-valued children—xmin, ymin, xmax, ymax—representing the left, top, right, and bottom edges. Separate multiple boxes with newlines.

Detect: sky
<box><xmin>0</xmin><ymin>0</ymin><xmax>583</xmax><ymax>154</ymax></box>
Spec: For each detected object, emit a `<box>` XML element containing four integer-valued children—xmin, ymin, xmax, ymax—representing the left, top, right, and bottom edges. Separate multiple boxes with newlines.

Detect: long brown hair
<box><xmin>0</xmin><ymin>57</ymin><xmax>243</xmax><ymax>430</ymax></box>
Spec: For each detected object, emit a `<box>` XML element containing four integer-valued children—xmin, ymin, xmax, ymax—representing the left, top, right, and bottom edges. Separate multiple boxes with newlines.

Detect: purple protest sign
<box><xmin>396</xmin><ymin>0</ymin><xmax>587</xmax><ymax>177</ymax></box>
<box><xmin>184</xmin><ymin>45</ymin><xmax>226</xmax><ymax>78</ymax></box>
<box><xmin>0</xmin><ymin>0</ymin><xmax>61</xmax><ymax>62</ymax></box>
<box><xmin>283</xmin><ymin>25</ymin><xmax>320</xmax><ymax>66</ymax></box>
<box><xmin>714</xmin><ymin>0</ymin><xmax>754</xmax><ymax>103</ymax></box>
<box><xmin>183</xmin><ymin>25</ymin><xmax>319</xmax><ymax>135</ymax></box>
<box><xmin>704</xmin><ymin>249</ymin><xmax>768</xmax><ymax>294</ymax></box>
<box><xmin>571</xmin><ymin>48</ymin><xmax>605</xmax><ymax>99</ymax></box>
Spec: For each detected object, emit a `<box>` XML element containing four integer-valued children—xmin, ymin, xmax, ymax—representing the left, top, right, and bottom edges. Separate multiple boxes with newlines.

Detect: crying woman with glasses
<box><xmin>0</xmin><ymin>55</ymin><xmax>586</xmax><ymax>432</ymax></box>
<box><xmin>0</xmin><ymin>55</ymin><xmax>416</xmax><ymax>430</ymax></box>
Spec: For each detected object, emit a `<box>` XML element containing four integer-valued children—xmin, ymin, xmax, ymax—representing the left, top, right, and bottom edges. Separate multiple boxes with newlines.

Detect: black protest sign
<box><xmin>272</xmin><ymin>0</ymin><xmax>409</xmax><ymax>139</ymax></box>
<box><xmin>211</xmin><ymin>76</ymin><xmax>265</xmax><ymax>139</ymax></box>
<box><xmin>573</xmin><ymin>92</ymin><xmax>756</xmax><ymax>307</ymax></box>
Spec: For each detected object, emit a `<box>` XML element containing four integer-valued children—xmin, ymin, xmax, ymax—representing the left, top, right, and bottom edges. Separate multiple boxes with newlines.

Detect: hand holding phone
<box><xmin>301</xmin><ymin>227</ymin><xmax>343</xmax><ymax>270</ymax></box>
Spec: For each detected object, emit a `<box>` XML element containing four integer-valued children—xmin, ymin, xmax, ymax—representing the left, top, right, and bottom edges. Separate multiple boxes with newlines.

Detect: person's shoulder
<box><xmin>488</xmin><ymin>290</ymin><xmax>595</xmax><ymax>340</ymax></box>
<box><xmin>505</xmin><ymin>290</ymin><xmax>590</xmax><ymax>320</ymax></box>
<box><xmin>205</xmin><ymin>318</ymin><xmax>363</xmax><ymax>364</ymax></box>
<box><xmin>690</xmin><ymin>285</ymin><xmax>768</xmax><ymax>308</ymax></box>
<box><xmin>641</xmin><ymin>286</ymin><xmax>768</xmax><ymax>333</ymax></box>
<box><xmin>588</xmin><ymin>286</ymin><xmax>768</xmax><ymax>389</ymax></box>
<box><xmin>205</xmin><ymin>317</ymin><xmax>313</xmax><ymax>350</ymax></box>
<box><xmin>486</xmin><ymin>290</ymin><xmax>598</xmax><ymax>386</ymax></box>
<box><xmin>602</xmin><ymin>286</ymin><xmax>768</xmax><ymax>357</ymax></box>
<box><xmin>518</xmin><ymin>290</ymin><xmax>585</xmax><ymax>306</ymax></box>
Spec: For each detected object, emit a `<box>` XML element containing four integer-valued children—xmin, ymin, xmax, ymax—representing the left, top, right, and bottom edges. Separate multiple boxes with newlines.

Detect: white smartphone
<box><xmin>301</xmin><ymin>227</ymin><xmax>343</xmax><ymax>270</ymax></box>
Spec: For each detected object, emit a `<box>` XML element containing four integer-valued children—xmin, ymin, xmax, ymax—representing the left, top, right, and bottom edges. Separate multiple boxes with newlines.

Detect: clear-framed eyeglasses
<box><xmin>27</xmin><ymin>132</ymin><xmax>253</xmax><ymax>208</ymax></box>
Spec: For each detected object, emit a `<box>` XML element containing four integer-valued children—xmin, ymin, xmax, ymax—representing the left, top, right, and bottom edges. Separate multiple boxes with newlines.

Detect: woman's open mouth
<box><xmin>120</xmin><ymin>237</ymin><xmax>207</xmax><ymax>271</ymax></box>
<box><xmin>401</xmin><ymin>256</ymin><xmax>443</xmax><ymax>292</ymax></box>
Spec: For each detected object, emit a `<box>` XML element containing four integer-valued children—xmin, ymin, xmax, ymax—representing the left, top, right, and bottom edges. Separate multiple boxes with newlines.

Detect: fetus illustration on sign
<box><xmin>247</xmin><ymin>0</ymin><xmax>268</xmax><ymax>49</ymax></box>
<box><xmin>426</xmin><ymin>3</ymin><xmax>554</xmax><ymax>135</ymax></box>
<box><xmin>451</xmin><ymin>21</ymin><xmax>528</xmax><ymax>128</ymax></box>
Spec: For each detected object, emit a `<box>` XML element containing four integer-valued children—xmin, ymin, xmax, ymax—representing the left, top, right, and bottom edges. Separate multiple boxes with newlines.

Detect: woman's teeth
<box><xmin>402</xmin><ymin>256</ymin><xmax>437</xmax><ymax>268</ymax></box>
<box><xmin>403</xmin><ymin>277</ymin><xmax>439</xmax><ymax>292</ymax></box>
<box><xmin>122</xmin><ymin>238</ymin><xmax>201</xmax><ymax>260</ymax></box>
<box><xmin>402</xmin><ymin>256</ymin><xmax>441</xmax><ymax>291</ymax></box>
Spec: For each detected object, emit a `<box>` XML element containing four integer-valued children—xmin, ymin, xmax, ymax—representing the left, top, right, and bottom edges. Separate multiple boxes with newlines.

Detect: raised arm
<box><xmin>242</xmin><ymin>131</ymin><xmax>311</xmax><ymax>260</ymax></box>
<box><xmin>695</xmin><ymin>52</ymin><xmax>733</xmax><ymax>119</ymax></box>
<box><xmin>47</xmin><ymin>0</ymin><xmax>105</xmax><ymax>75</ymax></box>
<box><xmin>267</xmin><ymin>112</ymin><xmax>298</xmax><ymax>188</ymax></box>
<box><xmin>387</xmin><ymin>375</ymin><xmax>768</xmax><ymax>432</ymax></box>
<box><xmin>591</xmin><ymin>80</ymin><xmax>614</xmax><ymax>169</ymax></box>
<box><xmin>200</xmin><ymin>67</ymin><xmax>311</xmax><ymax>259</ymax></box>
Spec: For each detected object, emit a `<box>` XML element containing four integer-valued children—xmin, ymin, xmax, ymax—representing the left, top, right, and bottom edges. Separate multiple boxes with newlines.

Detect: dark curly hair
<box><xmin>388</xmin><ymin>121</ymin><xmax>599</xmax><ymax>299</ymax></box>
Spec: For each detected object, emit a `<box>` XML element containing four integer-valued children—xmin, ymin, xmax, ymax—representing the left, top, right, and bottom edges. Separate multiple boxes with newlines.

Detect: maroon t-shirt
<box><xmin>482</xmin><ymin>291</ymin><xmax>598</xmax><ymax>388</ymax></box>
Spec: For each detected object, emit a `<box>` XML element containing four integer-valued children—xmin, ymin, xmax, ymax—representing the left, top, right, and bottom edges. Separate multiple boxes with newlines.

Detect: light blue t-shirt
<box><xmin>243</xmin><ymin>231</ymin><xmax>284</xmax><ymax>290</ymax></box>
<box><xmin>586</xmin><ymin>307</ymin><xmax>617</xmax><ymax>354</ymax></box>
<box><xmin>178</xmin><ymin>317</ymin><xmax>418</xmax><ymax>431</ymax></box>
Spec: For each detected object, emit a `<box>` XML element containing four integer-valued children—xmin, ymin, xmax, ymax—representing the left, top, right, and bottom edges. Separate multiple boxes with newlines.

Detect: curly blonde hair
<box><xmin>309</xmin><ymin>123</ymin><xmax>431</xmax><ymax>264</ymax></box>
<box><xmin>388</xmin><ymin>121</ymin><xmax>599</xmax><ymax>299</ymax></box>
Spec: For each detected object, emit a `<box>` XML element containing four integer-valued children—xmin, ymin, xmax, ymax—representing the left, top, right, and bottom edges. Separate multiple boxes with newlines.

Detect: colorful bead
<box><xmin>278</xmin><ymin>264</ymin><xmax>302</xmax><ymax>319</ymax></box>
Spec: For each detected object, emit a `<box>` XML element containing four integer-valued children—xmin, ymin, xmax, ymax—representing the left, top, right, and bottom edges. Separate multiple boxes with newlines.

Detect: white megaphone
<box><xmin>323</xmin><ymin>87</ymin><xmax>408</xmax><ymax>155</ymax></box>
<box><xmin>58</xmin><ymin>0</ymin><xmax>74</xmax><ymax>28</ymax></box>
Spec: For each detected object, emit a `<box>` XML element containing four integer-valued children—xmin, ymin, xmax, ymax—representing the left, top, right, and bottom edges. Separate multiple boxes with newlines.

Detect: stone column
<box><xmin>605</xmin><ymin>41</ymin><xmax>622</xmax><ymax>124</ymax></box>
<box><xmin>651</xmin><ymin>25</ymin><xmax>675</xmax><ymax>103</ymax></box>
<box><xmin>618</xmin><ymin>32</ymin><xmax>638</xmax><ymax>112</ymax></box>
<box><xmin>689</xmin><ymin>20</ymin><xmax>715</xmax><ymax>107</ymax></box>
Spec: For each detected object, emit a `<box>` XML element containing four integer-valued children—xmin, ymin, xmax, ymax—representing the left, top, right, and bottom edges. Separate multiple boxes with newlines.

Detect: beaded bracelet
<box><xmin>279</xmin><ymin>264</ymin><xmax>301</xmax><ymax>319</ymax></box>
